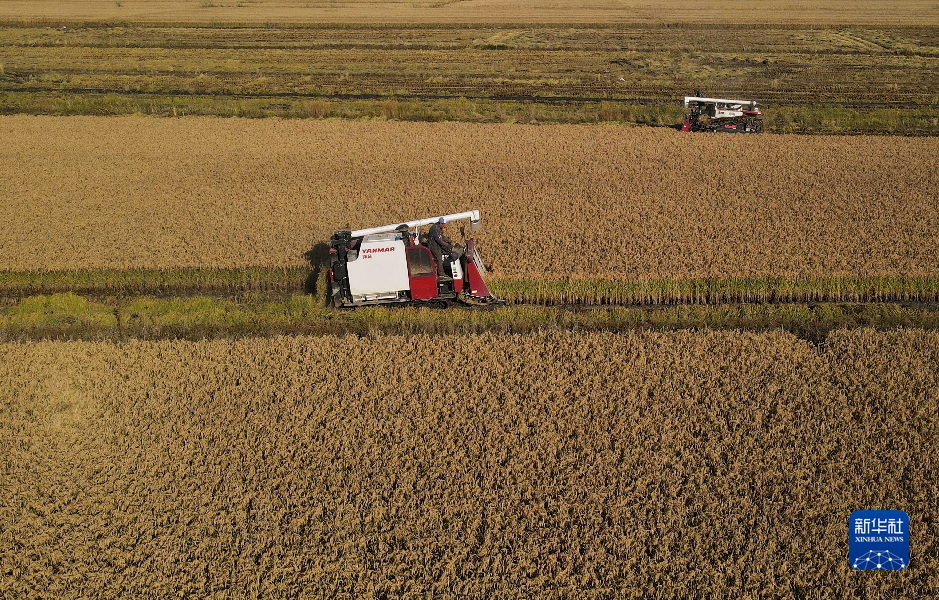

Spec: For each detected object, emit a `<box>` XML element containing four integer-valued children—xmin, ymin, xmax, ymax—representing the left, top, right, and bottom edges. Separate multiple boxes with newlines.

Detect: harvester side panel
<box><xmin>405</xmin><ymin>246</ymin><xmax>438</xmax><ymax>300</ymax></box>
<box><xmin>346</xmin><ymin>239</ymin><xmax>409</xmax><ymax>298</ymax></box>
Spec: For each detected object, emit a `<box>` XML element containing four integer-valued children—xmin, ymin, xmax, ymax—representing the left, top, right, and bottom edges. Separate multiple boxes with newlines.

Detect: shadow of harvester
<box><xmin>303</xmin><ymin>241</ymin><xmax>332</xmax><ymax>302</ymax></box>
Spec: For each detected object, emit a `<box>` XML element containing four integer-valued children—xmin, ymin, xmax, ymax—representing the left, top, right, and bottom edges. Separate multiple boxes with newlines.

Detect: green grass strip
<box><xmin>0</xmin><ymin>266</ymin><xmax>313</xmax><ymax>296</ymax></box>
<box><xmin>2</xmin><ymin>269</ymin><xmax>939</xmax><ymax>306</ymax></box>
<box><xmin>488</xmin><ymin>276</ymin><xmax>939</xmax><ymax>305</ymax></box>
<box><xmin>2</xmin><ymin>293</ymin><xmax>939</xmax><ymax>342</ymax></box>
<box><xmin>2</xmin><ymin>91</ymin><xmax>937</xmax><ymax>135</ymax></box>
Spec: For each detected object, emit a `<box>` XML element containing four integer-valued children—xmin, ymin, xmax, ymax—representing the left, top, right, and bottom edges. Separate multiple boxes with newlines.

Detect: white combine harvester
<box><xmin>681</xmin><ymin>95</ymin><xmax>763</xmax><ymax>133</ymax></box>
<box><xmin>327</xmin><ymin>210</ymin><xmax>502</xmax><ymax>308</ymax></box>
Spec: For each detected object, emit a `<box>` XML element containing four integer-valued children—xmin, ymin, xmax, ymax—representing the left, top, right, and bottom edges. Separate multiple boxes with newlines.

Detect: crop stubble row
<box><xmin>0</xmin><ymin>329</ymin><xmax>936</xmax><ymax>598</ymax></box>
<box><xmin>4</xmin><ymin>26</ymin><xmax>937</xmax><ymax>107</ymax></box>
<box><xmin>1</xmin><ymin>1</ymin><xmax>937</xmax><ymax>25</ymax></box>
<box><xmin>0</xmin><ymin>116</ymin><xmax>937</xmax><ymax>282</ymax></box>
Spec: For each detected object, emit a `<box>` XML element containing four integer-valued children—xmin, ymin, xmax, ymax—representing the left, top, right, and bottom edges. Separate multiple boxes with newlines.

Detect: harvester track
<box><xmin>3</xmin><ymin>268</ymin><xmax>939</xmax><ymax>307</ymax></box>
<box><xmin>2</xmin><ymin>292</ymin><xmax>938</xmax><ymax>345</ymax></box>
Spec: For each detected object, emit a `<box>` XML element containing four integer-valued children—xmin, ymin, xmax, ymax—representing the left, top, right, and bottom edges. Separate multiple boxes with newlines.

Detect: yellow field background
<box><xmin>1</xmin><ymin>116</ymin><xmax>936</xmax><ymax>280</ymax></box>
<box><xmin>0</xmin><ymin>0</ymin><xmax>937</xmax><ymax>25</ymax></box>
<box><xmin>2</xmin><ymin>329</ymin><xmax>936</xmax><ymax>597</ymax></box>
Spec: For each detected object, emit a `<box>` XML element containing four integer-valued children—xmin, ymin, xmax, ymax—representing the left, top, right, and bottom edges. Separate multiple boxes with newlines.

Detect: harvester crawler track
<box><xmin>692</xmin><ymin>116</ymin><xmax>763</xmax><ymax>134</ymax></box>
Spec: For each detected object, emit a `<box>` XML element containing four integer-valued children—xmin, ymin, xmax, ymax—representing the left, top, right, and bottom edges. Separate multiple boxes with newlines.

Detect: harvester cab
<box><xmin>681</xmin><ymin>96</ymin><xmax>763</xmax><ymax>133</ymax></box>
<box><xmin>327</xmin><ymin>210</ymin><xmax>503</xmax><ymax>308</ymax></box>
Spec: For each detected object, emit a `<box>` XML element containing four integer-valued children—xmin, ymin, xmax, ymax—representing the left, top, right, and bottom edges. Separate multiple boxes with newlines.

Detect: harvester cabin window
<box><xmin>407</xmin><ymin>247</ymin><xmax>435</xmax><ymax>277</ymax></box>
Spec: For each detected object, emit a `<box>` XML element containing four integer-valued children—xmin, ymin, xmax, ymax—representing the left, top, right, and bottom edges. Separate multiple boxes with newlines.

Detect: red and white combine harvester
<box><xmin>681</xmin><ymin>95</ymin><xmax>763</xmax><ymax>133</ymax></box>
<box><xmin>328</xmin><ymin>210</ymin><xmax>502</xmax><ymax>308</ymax></box>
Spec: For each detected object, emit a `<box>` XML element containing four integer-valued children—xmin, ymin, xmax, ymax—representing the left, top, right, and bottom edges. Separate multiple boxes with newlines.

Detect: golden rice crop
<box><xmin>0</xmin><ymin>116</ymin><xmax>937</xmax><ymax>283</ymax></box>
<box><xmin>1</xmin><ymin>329</ymin><xmax>936</xmax><ymax>598</ymax></box>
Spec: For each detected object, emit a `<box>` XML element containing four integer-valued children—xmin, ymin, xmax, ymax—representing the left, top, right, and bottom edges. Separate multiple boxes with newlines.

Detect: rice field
<box><xmin>1</xmin><ymin>2</ymin><xmax>936</xmax><ymax>599</ymax></box>
<box><xmin>1</xmin><ymin>329</ymin><xmax>937</xmax><ymax>598</ymax></box>
<box><xmin>1</xmin><ymin>116</ymin><xmax>937</xmax><ymax>284</ymax></box>
<box><xmin>2</xmin><ymin>22</ymin><xmax>936</xmax><ymax>133</ymax></box>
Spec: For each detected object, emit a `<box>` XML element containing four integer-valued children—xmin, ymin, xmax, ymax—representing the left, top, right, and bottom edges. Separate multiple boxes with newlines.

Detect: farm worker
<box><xmin>428</xmin><ymin>217</ymin><xmax>455</xmax><ymax>280</ymax></box>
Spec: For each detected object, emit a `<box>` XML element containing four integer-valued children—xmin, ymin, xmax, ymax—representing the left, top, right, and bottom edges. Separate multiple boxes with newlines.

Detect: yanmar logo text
<box><xmin>361</xmin><ymin>246</ymin><xmax>395</xmax><ymax>259</ymax></box>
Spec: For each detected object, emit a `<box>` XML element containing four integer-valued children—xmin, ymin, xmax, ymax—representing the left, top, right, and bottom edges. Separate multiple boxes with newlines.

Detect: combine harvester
<box><xmin>327</xmin><ymin>210</ymin><xmax>503</xmax><ymax>308</ymax></box>
<box><xmin>681</xmin><ymin>95</ymin><xmax>763</xmax><ymax>133</ymax></box>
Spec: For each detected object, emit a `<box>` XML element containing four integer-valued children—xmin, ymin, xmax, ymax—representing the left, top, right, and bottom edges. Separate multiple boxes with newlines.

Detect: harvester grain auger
<box><xmin>681</xmin><ymin>95</ymin><xmax>763</xmax><ymax>133</ymax></box>
<box><xmin>327</xmin><ymin>210</ymin><xmax>504</xmax><ymax>308</ymax></box>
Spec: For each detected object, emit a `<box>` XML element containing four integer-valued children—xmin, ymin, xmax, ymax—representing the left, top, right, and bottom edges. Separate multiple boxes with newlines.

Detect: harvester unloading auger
<box><xmin>328</xmin><ymin>210</ymin><xmax>504</xmax><ymax>308</ymax></box>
